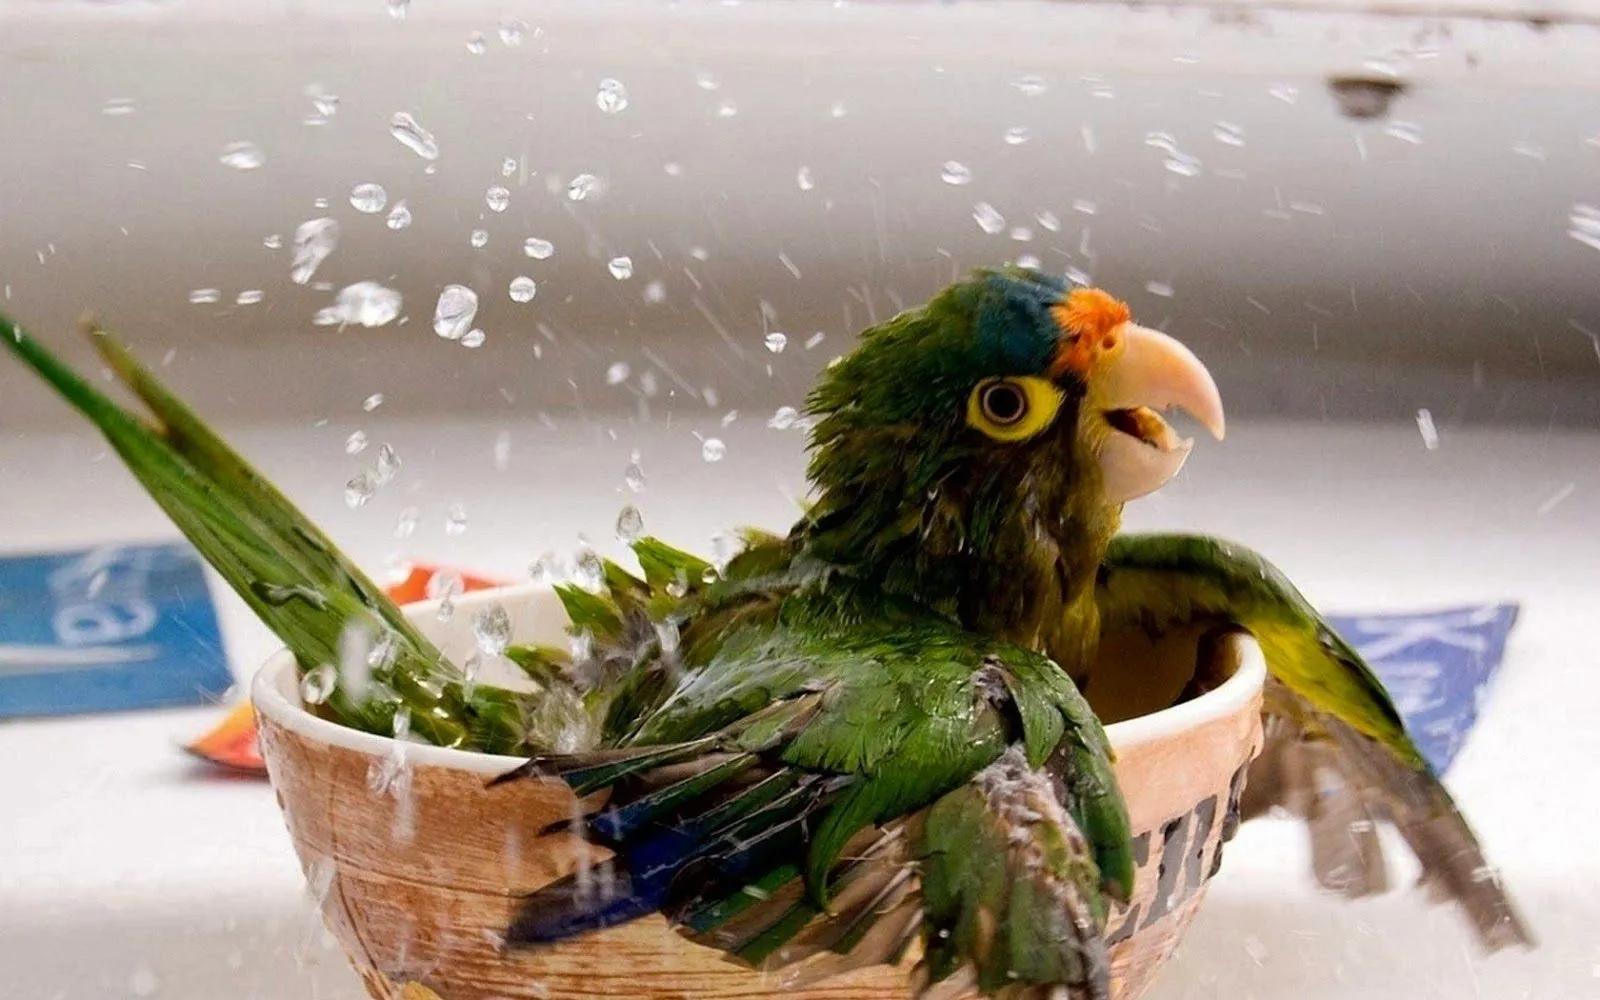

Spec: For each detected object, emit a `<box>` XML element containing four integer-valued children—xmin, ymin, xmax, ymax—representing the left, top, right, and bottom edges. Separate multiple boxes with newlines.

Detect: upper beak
<box><xmin>1093</xmin><ymin>323</ymin><xmax>1225</xmax><ymax>505</ymax></box>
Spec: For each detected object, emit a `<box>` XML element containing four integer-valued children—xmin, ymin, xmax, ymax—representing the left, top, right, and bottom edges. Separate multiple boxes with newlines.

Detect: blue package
<box><xmin>0</xmin><ymin>541</ymin><xmax>233</xmax><ymax>718</ymax></box>
<box><xmin>1327</xmin><ymin>603</ymin><xmax>1519</xmax><ymax>776</ymax></box>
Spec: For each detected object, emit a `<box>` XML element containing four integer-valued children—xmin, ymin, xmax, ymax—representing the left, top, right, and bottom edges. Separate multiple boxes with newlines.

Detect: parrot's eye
<box><xmin>966</xmin><ymin>376</ymin><xmax>1064</xmax><ymax>443</ymax></box>
<box><xmin>980</xmin><ymin>381</ymin><xmax>1027</xmax><ymax>425</ymax></box>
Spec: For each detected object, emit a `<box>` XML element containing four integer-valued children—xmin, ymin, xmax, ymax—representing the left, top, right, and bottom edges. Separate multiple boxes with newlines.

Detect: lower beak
<box><xmin>1093</xmin><ymin>323</ymin><xmax>1225</xmax><ymax>505</ymax></box>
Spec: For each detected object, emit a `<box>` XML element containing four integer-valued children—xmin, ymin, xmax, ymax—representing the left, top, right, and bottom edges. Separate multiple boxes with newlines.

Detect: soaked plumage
<box><xmin>1</xmin><ymin>269</ymin><xmax>1224</xmax><ymax>999</ymax></box>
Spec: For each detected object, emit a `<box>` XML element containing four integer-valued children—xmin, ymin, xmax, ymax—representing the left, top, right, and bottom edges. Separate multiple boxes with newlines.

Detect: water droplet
<box><xmin>606</xmin><ymin>361</ymin><xmax>631</xmax><ymax>385</ymax></box>
<box><xmin>349</xmin><ymin>183</ymin><xmax>387</xmax><ymax>213</ymax></box>
<box><xmin>1010</xmin><ymin>226</ymin><xmax>1033</xmax><ymax>242</ymax></box>
<box><xmin>695</xmin><ymin>70</ymin><xmax>721</xmax><ymax>90</ymax></box>
<box><xmin>616</xmin><ymin>505</ymin><xmax>644</xmax><ymax>541</ymax></box>
<box><xmin>394</xmin><ymin>506</ymin><xmax>418</xmax><ymax>538</ymax></box>
<box><xmin>493</xmin><ymin>430</ymin><xmax>512</xmax><ymax>470</ymax></box>
<box><xmin>312</xmin><ymin>93</ymin><xmax>340</xmax><ymax>118</ymax></box>
<box><xmin>662</xmin><ymin>161</ymin><xmax>683</xmax><ymax>177</ymax></box>
<box><xmin>386</xmin><ymin>0</ymin><xmax>408</xmax><ymax>18</ymax></box>
<box><xmin>385</xmin><ymin>201</ymin><xmax>412</xmax><ymax>230</ymax></box>
<box><xmin>219</xmin><ymin>141</ymin><xmax>265</xmax><ymax>170</ymax></box>
<box><xmin>499</xmin><ymin>18</ymin><xmax>527</xmax><ymax>45</ymax></box>
<box><xmin>319</xmin><ymin>282</ymin><xmax>402</xmax><ymax>328</ymax></box>
<box><xmin>465</xmin><ymin>31</ymin><xmax>487</xmax><ymax>54</ymax></box>
<box><xmin>345</xmin><ymin>472</ymin><xmax>376</xmax><ymax>508</ymax></box>
<box><xmin>345</xmin><ymin>431</ymin><xmax>369</xmax><ymax>455</ymax></box>
<box><xmin>235</xmin><ymin>290</ymin><xmax>263</xmax><ymax>306</ymax></box>
<box><xmin>1071</xmin><ymin>198</ymin><xmax>1097</xmax><ymax>216</ymax></box>
<box><xmin>623</xmin><ymin>454</ymin><xmax>646</xmax><ymax>493</ymax></box>
<box><xmin>608</xmin><ymin>256</ymin><xmax>634</xmax><ymax>280</ymax></box>
<box><xmin>1416</xmin><ymin>408</ymin><xmax>1439</xmax><ymax>449</ymax></box>
<box><xmin>1511</xmin><ymin>140</ymin><xmax>1546</xmax><ymax>160</ymax></box>
<box><xmin>1569</xmin><ymin>203</ymin><xmax>1600</xmax><ymax>252</ymax></box>
<box><xmin>796</xmin><ymin>166</ymin><xmax>815</xmax><ymax>191</ymax></box>
<box><xmin>940</xmin><ymin>161</ymin><xmax>972</xmax><ymax>185</ymax></box>
<box><xmin>1163</xmin><ymin>151</ymin><xmax>1203</xmax><ymax>177</ymax></box>
<box><xmin>596</xmin><ymin>78</ymin><xmax>629</xmax><ymax>114</ymax></box>
<box><xmin>767</xmin><ymin>405</ymin><xmax>798</xmax><ymax>429</ymax></box>
<box><xmin>567</xmin><ymin>173</ymin><xmax>601</xmax><ymax>201</ymax></box>
<box><xmin>656</xmin><ymin>619</ymin><xmax>680</xmax><ymax>654</ymax></box>
<box><xmin>485</xmin><ymin>185</ymin><xmax>511</xmax><ymax>212</ymax></box>
<box><xmin>263</xmin><ymin>233</ymin><xmax>284</xmax><ymax>249</ymax></box>
<box><xmin>290</xmin><ymin>218</ymin><xmax>340</xmax><ymax>284</ymax></box>
<box><xmin>1035</xmin><ymin>210</ymin><xmax>1061</xmax><ymax>232</ymax></box>
<box><xmin>1003</xmin><ymin>125</ymin><xmax>1031</xmax><ymax>146</ymax></box>
<box><xmin>469</xmin><ymin>229</ymin><xmax>489</xmax><ymax>249</ymax></box>
<box><xmin>528</xmin><ymin>552</ymin><xmax>562</xmax><ymax>585</ymax></box>
<box><xmin>102</xmin><ymin>97</ymin><xmax>136</xmax><ymax>116</ymax></box>
<box><xmin>716</xmin><ymin>101</ymin><xmax>738</xmax><ymax>118</ymax></box>
<box><xmin>363</xmin><ymin>393</ymin><xmax>384</xmax><ymax>412</ymax></box>
<box><xmin>188</xmin><ymin>288</ymin><xmax>221</xmax><ymax>305</ymax></box>
<box><xmin>523</xmin><ymin>236</ymin><xmax>554</xmax><ymax>259</ymax></box>
<box><xmin>572</xmin><ymin>550</ymin><xmax>604</xmax><ymax>593</ymax></box>
<box><xmin>665</xmin><ymin>574</ymin><xmax>688</xmax><ymax>598</ymax></box>
<box><xmin>702</xmin><ymin>438</ymin><xmax>726</xmax><ymax>462</ymax></box>
<box><xmin>389</xmin><ymin>112</ymin><xmax>440</xmax><ymax>160</ymax></box>
<box><xmin>1013</xmin><ymin>74</ymin><xmax>1047</xmax><ymax>97</ymax></box>
<box><xmin>690</xmin><ymin>246</ymin><xmax>710</xmax><ymax>261</ymax></box>
<box><xmin>804</xmin><ymin>331</ymin><xmax>826</xmax><ymax>349</ymax></box>
<box><xmin>764</xmin><ymin>331</ymin><xmax>788</xmax><ymax>353</ymax></box>
<box><xmin>1146</xmin><ymin>281</ymin><xmax>1174</xmax><ymax>297</ymax></box>
<box><xmin>461</xmin><ymin>329</ymin><xmax>486</xmax><ymax>348</ymax></box>
<box><xmin>1064</xmin><ymin>266</ymin><xmax>1091</xmax><ymax>286</ymax></box>
<box><xmin>643</xmin><ymin>279</ymin><xmax>667</xmax><ymax>304</ymax></box>
<box><xmin>1383</xmin><ymin>121</ymin><xmax>1423</xmax><ymax>145</ymax></box>
<box><xmin>501</xmin><ymin>156</ymin><xmax>519</xmax><ymax>177</ymax></box>
<box><xmin>434</xmin><ymin>284</ymin><xmax>479</xmax><ymax>340</ymax></box>
<box><xmin>1243</xmin><ymin>934</ymin><xmax>1268</xmax><ymax>966</ymax></box>
<box><xmin>300</xmin><ymin>663</ymin><xmax>337</xmax><ymax>704</ymax></box>
<box><xmin>1212</xmin><ymin>121</ymin><xmax>1246</xmax><ymax>147</ymax></box>
<box><xmin>700</xmin><ymin>565</ymin><xmax>720</xmax><ymax>585</ymax></box>
<box><xmin>509</xmin><ymin>276</ymin><xmax>537</xmax><ymax>302</ymax></box>
<box><xmin>720</xmin><ymin>410</ymin><xmax>738</xmax><ymax>427</ymax></box>
<box><xmin>473</xmin><ymin>604</ymin><xmax>513</xmax><ymax>655</ymax></box>
<box><xmin>130</xmin><ymin>964</ymin><xmax>160</xmax><ymax>997</ymax></box>
<box><xmin>375</xmin><ymin>444</ymin><xmax>402</xmax><ymax>484</ymax></box>
<box><xmin>972</xmin><ymin>202</ymin><xmax>1006</xmax><ymax>235</ymax></box>
<box><xmin>1015</xmin><ymin>254</ymin><xmax>1042</xmax><ymax>270</ymax></box>
<box><xmin>1268</xmin><ymin>82</ymin><xmax>1298</xmax><ymax>104</ymax></box>
<box><xmin>445</xmin><ymin>503</ymin><xmax>469</xmax><ymax>535</ymax></box>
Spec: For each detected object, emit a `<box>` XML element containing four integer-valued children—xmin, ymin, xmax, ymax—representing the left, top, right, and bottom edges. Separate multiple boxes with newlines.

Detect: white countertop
<box><xmin>3</xmin><ymin>414</ymin><xmax>1597</xmax><ymax>998</ymax></box>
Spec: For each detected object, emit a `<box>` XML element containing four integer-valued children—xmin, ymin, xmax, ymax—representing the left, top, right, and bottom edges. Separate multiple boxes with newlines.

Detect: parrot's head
<box><xmin>799</xmin><ymin>267</ymin><xmax>1224</xmax><ymax>639</ymax></box>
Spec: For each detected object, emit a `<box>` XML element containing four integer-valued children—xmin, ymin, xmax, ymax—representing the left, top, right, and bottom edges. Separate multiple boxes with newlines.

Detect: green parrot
<box><xmin>1</xmin><ymin>268</ymin><xmax>1226</xmax><ymax>999</ymax></box>
<box><xmin>1086</xmin><ymin>533</ymin><xmax>1533</xmax><ymax>952</ymax></box>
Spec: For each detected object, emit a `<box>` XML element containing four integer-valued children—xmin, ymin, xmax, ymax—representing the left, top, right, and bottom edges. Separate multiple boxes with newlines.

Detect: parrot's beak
<box><xmin>1092</xmin><ymin>323</ymin><xmax>1225</xmax><ymax>505</ymax></box>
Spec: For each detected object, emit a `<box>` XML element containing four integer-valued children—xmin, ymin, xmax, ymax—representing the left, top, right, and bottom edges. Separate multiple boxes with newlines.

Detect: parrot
<box><xmin>1</xmin><ymin>268</ymin><xmax>1228</xmax><ymax>1000</ymax></box>
<box><xmin>1086</xmin><ymin>533</ymin><xmax>1533</xmax><ymax>952</ymax></box>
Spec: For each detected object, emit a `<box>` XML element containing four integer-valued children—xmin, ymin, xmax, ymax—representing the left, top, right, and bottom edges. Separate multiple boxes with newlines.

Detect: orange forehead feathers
<box><xmin>1049</xmin><ymin>288</ymin><xmax>1131</xmax><ymax>378</ymax></box>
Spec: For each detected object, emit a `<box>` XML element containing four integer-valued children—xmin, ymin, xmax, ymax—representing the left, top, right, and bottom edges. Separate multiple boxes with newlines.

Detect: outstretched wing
<box><xmin>496</xmin><ymin>603</ymin><xmax>1133</xmax><ymax>999</ymax></box>
<box><xmin>1095</xmin><ymin>532</ymin><xmax>1532</xmax><ymax>952</ymax></box>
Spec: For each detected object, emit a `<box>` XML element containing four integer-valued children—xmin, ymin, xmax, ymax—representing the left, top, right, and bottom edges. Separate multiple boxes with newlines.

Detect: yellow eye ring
<box><xmin>966</xmin><ymin>376</ymin><xmax>1064</xmax><ymax>442</ymax></box>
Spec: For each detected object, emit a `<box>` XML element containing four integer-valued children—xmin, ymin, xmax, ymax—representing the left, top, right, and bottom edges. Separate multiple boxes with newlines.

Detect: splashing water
<box><xmin>386</xmin><ymin>202</ymin><xmax>412</xmax><ymax>230</ymax></box>
<box><xmin>972</xmin><ymin>202</ymin><xmax>1006</xmax><ymax>235</ymax></box>
<box><xmin>596</xmin><ymin>78</ymin><xmax>629</xmax><ymax>113</ymax></box>
<box><xmin>315</xmin><ymin>282</ymin><xmax>402</xmax><ymax>328</ymax></box>
<box><xmin>473</xmin><ymin>604</ymin><xmax>513</xmax><ymax>656</ymax></box>
<box><xmin>390</xmin><ymin>112</ymin><xmax>440</xmax><ymax>160</ymax></box>
<box><xmin>433</xmin><ymin>285</ymin><xmax>479</xmax><ymax>340</ymax></box>
<box><xmin>616</xmin><ymin>505</ymin><xmax>645</xmax><ymax>542</ymax></box>
<box><xmin>940</xmin><ymin>161</ymin><xmax>972</xmax><ymax>185</ymax></box>
<box><xmin>350</xmin><ymin>183</ymin><xmax>387</xmax><ymax>213</ymax></box>
<box><xmin>219</xmin><ymin>141</ymin><xmax>265</xmax><ymax>170</ymax></box>
<box><xmin>290</xmin><ymin>218</ymin><xmax>340</xmax><ymax>284</ymax></box>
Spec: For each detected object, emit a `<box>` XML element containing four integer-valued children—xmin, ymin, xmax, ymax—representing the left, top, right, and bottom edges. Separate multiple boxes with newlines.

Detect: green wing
<box><xmin>500</xmin><ymin>592</ymin><xmax>1132</xmax><ymax>999</ymax></box>
<box><xmin>1095</xmin><ymin>532</ymin><xmax>1532</xmax><ymax>953</ymax></box>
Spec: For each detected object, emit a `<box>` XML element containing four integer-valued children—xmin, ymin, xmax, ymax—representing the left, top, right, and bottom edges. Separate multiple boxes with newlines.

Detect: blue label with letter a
<box><xmin>0</xmin><ymin>542</ymin><xmax>233</xmax><ymax>717</ymax></box>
